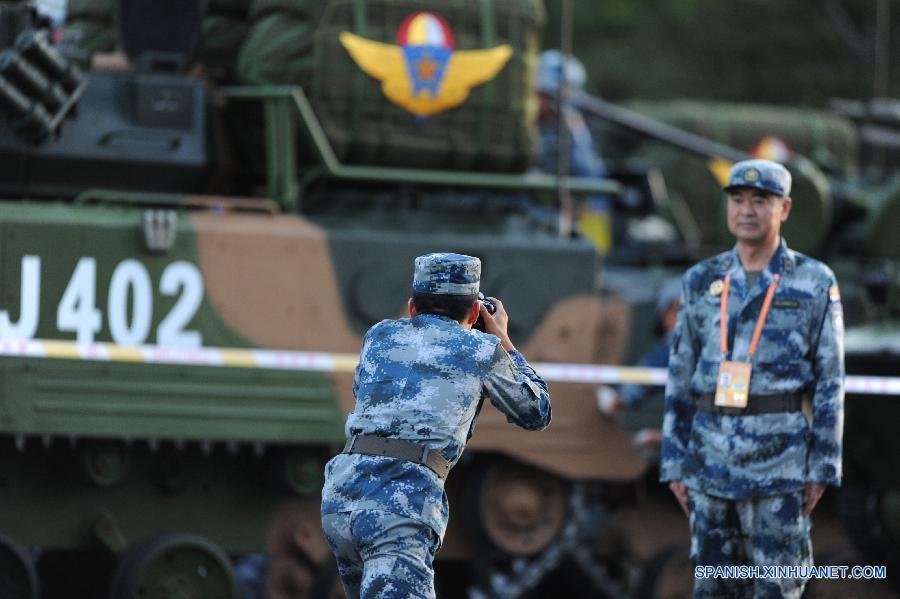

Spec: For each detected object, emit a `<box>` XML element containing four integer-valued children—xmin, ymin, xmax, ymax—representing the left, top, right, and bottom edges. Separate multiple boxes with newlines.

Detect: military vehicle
<box><xmin>4</xmin><ymin>0</ymin><xmax>897</xmax><ymax>597</ymax></box>
<box><xmin>0</xmin><ymin>1</ymin><xmax>676</xmax><ymax>598</ymax></box>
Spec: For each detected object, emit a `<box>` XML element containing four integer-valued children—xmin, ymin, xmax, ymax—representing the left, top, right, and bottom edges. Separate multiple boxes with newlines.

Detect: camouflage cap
<box><xmin>724</xmin><ymin>159</ymin><xmax>792</xmax><ymax>197</ymax></box>
<box><xmin>412</xmin><ymin>252</ymin><xmax>480</xmax><ymax>296</ymax></box>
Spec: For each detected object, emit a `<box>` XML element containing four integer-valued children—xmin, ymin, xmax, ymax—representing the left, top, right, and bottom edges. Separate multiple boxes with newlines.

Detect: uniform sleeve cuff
<box><xmin>660</xmin><ymin>463</ymin><xmax>682</xmax><ymax>483</ymax></box>
<box><xmin>807</xmin><ymin>464</ymin><xmax>841</xmax><ymax>487</ymax></box>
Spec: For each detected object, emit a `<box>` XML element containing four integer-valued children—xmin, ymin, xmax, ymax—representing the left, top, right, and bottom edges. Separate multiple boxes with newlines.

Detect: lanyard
<box><xmin>719</xmin><ymin>272</ymin><xmax>781</xmax><ymax>359</ymax></box>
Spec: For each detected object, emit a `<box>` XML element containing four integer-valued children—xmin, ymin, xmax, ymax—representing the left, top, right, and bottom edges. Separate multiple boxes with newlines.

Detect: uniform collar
<box><xmin>415</xmin><ymin>313</ymin><xmax>459</xmax><ymax>325</ymax></box>
<box><xmin>762</xmin><ymin>238</ymin><xmax>795</xmax><ymax>278</ymax></box>
<box><xmin>718</xmin><ymin>238</ymin><xmax>794</xmax><ymax>279</ymax></box>
<box><xmin>719</xmin><ymin>239</ymin><xmax>793</xmax><ymax>312</ymax></box>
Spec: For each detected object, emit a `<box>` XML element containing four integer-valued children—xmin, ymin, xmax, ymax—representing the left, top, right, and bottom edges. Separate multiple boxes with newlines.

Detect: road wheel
<box><xmin>466</xmin><ymin>457</ymin><xmax>568</xmax><ymax>557</ymax></box>
<box><xmin>0</xmin><ymin>533</ymin><xmax>39</xmax><ymax>599</ymax></box>
<box><xmin>109</xmin><ymin>533</ymin><xmax>239</xmax><ymax>599</ymax></box>
<box><xmin>838</xmin><ymin>483</ymin><xmax>900</xmax><ymax>594</ymax></box>
<box><xmin>264</xmin><ymin>499</ymin><xmax>345</xmax><ymax>599</ymax></box>
<box><xmin>635</xmin><ymin>544</ymin><xmax>693</xmax><ymax>599</ymax></box>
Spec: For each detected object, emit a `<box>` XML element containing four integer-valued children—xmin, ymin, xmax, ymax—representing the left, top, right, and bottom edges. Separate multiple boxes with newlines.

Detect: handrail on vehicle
<box><xmin>73</xmin><ymin>189</ymin><xmax>187</xmax><ymax>207</ymax></box>
<box><xmin>72</xmin><ymin>189</ymin><xmax>280</xmax><ymax>215</ymax></box>
<box><xmin>220</xmin><ymin>85</ymin><xmax>622</xmax><ymax>212</ymax></box>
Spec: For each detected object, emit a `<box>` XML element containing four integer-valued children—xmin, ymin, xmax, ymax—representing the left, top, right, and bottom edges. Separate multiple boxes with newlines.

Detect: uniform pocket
<box><xmin>756</xmin><ymin>292</ymin><xmax>812</xmax><ymax>363</ymax></box>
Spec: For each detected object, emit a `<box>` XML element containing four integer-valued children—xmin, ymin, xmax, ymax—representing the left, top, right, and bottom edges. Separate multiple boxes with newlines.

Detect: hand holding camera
<box><xmin>473</xmin><ymin>293</ymin><xmax>496</xmax><ymax>332</ymax></box>
<box><xmin>475</xmin><ymin>293</ymin><xmax>515</xmax><ymax>351</ymax></box>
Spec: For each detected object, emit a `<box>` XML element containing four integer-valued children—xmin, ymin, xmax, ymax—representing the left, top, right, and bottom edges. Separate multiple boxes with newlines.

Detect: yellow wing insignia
<box><xmin>444</xmin><ymin>45</ymin><xmax>513</xmax><ymax>90</ymax></box>
<box><xmin>340</xmin><ymin>26</ymin><xmax>513</xmax><ymax>117</ymax></box>
<box><xmin>338</xmin><ymin>31</ymin><xmax>407</xmax><ymax>88</ymax></box>
<box><xmin>430</xmin><ymin>45</ymin><xmax>513</xmax><ymax>115</ymax></box>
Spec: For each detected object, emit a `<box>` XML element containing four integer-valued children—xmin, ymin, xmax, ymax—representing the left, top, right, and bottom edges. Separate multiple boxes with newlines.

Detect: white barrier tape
<box><xmin>535</xmin><ymin>362</ymin><xmax>668</xmax><ymax>386</ymax></box>
<box><xmin>0</xmin><ymin>340</ymin><xmax>45</xmax><ymax>358</ymax></box>
<box><xmin>844</xmin><ymin>376</ymin><xmax>900</xmax><ymax>396</ymax></box>
<box><xmin>534</xmin><ymin>364</ymin><xmax>900</xmax><ymax>396</ymax></box>
<box><xmin>0</xmin><ymin>339</ymin><xmax>361</xmax><ymax>373</ymax></box>
<box><xmin>0</xmin><ymin>339</ymin><xmax>898</xmax><ymax>395</ymax></box>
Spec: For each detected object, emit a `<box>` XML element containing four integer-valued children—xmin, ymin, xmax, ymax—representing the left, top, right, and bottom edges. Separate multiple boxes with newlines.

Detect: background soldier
<box><xmin>535</xmin><ymin>49</ymin><xmax>614</xmax><ymax>252</ymax></box>
<box><xmin>597</xmin><ymin>277</ymin><xmax>682</xmax><ymax>412</ymax></box>
<box><xmin>660</xmin><ymin>159</ymin><xmax>845</xmax><ymax>598</ymax></box>
<box><xmin>320</xmin><ymin>252</ymin><xmax>552</xmax><ymax>598</ymax></box>
<box><xmin>596</xmin><ymin>277</ymin><xmax>682</xmax><ymax>459</ymax></box>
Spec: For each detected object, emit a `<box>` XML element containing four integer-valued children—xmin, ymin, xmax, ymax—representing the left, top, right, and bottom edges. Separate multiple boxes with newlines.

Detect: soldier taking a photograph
<box><xmin>320</xmin><ymin>252</ymin><xmax>552</xmax><ymax>599</ymax></box>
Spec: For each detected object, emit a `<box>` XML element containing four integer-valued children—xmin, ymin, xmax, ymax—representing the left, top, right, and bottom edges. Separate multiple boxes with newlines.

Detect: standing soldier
<box><xmin>660</xmin><ymin>159</ymin><xmax>844</xmax><ymax>598</ymax></box>
<box><xmin>321</xmin><ymin>252</ymin><xmax>552</xmax><ymax>598</ymax></box>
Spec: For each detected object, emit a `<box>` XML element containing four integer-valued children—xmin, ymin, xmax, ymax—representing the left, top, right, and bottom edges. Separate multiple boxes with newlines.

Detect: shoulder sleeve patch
<box><xmin>829</xmin><ymin>285</ymin><xmax>840</xmax><ymax>303</ymax></box>
<box><xmin>831</xmin><ymin>302</ymin><xmax>844</xmax><ymax>334</ymax></box>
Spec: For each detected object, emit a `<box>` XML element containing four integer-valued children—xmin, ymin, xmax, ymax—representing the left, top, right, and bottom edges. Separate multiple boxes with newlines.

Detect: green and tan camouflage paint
<box><xmin>0</xmin><ymin>199</ymin><xmax>646</xmax><ymax>560</ymax></box>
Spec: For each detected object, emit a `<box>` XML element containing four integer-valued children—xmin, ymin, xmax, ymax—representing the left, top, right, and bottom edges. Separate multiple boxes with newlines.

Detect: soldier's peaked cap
<box><xmin>724</xmin><ymin>159</ymin><xmax>792</xmax><ymax>197</ymax></box>
<box><xmin>413</xmin><ymin>253</ymin><xmax>480</xmax><ymax>296</ymax></box>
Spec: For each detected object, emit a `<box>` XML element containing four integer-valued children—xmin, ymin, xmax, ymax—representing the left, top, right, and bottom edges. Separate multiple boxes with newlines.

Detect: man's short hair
<box><xmin>412</xmin><ymin>292</ymin><xmax>476</xmax><ymax>322</ymax></box>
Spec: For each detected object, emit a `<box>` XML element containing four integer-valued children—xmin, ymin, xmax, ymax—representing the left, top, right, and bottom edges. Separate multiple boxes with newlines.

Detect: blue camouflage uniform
<box><xmin>660</xmin><ymin>160</ymin><xmax>844</xmax><ymax>598</ymax></box>
<box><xmin>321</xmin><ymin>253</ymin><xmax>551</xmax><ymax>599</ymax></box>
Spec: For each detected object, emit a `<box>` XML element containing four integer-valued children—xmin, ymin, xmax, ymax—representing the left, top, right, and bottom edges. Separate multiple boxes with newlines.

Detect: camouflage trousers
<box><xmin>322</xmin><ymin>509</ymin><xmax>440</xmax><ymax>599</ymax></box>
<box><xmin>688</xmin><ymin>490</ymin><xmax>812</xmax><ymax>599</ymax></box>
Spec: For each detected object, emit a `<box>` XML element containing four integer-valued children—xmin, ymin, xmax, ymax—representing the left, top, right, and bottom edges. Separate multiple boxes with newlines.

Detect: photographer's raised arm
<box><xmin>480</xmin><ymin>297</ymin><xmax>551</xmax><ymax>431</ymax></box>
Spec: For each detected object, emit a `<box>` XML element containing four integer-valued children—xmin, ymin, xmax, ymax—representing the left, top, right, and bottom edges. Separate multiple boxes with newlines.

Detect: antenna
<box><xmin>874</xmin><ymin>0</ymin><xmax>891</xmax><ymax>99</ymax></box>
<box><xmin>557</xmin><ymin>0</ymin><xmax>574</xmax><ymax>238</ymax></box>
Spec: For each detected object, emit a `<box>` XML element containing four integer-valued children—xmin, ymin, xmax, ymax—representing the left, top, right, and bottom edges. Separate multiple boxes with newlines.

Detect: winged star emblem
<box><xmin>340</xmin><ymin>11</ymin><xmax>513</xmax><ymax>117</ymax></box>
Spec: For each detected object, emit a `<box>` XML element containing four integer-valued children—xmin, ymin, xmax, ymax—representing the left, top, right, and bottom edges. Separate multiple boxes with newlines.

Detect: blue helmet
<box><xmin>536</xmin><ymin>50</ymin><xmax>587</xmax><ymax>93</ymax></box>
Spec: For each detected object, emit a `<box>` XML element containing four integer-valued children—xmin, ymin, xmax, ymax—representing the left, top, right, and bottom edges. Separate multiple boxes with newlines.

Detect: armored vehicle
<box><xmin>0</xmin><ymin>1</ymin><xmax>673</xmax><ymax>598</ymax></box>
<box><xmin>7</xmin><ymin>0</ymin><xmax>897</xmax><ymax>597</ymax></box>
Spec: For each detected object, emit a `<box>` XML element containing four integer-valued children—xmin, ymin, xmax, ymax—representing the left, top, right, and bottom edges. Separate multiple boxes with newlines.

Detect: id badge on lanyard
<box><xmin>715</xmin><ymin>273</ymin><xmax>780</xmax><ymax>409</ymax></box>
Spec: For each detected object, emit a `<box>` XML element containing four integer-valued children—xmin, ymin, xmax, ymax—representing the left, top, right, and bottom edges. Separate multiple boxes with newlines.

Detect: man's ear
<box><xmin>780</xmin><ymin>196</ymin><xmax>793</xmax><ymax>222</ymax></box>
<box><xmin>408</xmin><ymin>297</ymin><xmax>417</xmax><ymax>317</ymax></box>
<box><xmin>466</xmin><ymin>300</ymin><xmax>480</xmax><ymax>325</ymax></box>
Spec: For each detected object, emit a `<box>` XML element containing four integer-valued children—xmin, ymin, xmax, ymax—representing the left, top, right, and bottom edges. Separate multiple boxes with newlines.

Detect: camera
<box><xmin>473</xmin><ymin>292</ymin><xmax>496</xmax><ymax>332</ymax></box>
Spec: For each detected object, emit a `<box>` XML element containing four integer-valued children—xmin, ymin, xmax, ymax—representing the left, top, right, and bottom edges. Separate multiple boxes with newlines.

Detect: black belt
<box><xmin>342</xmin><ymin>434</ymin><xmax>451</xmax><ymax>479</ymax></box>
<box><xmin>695</xmin><ymin>393</ymin><xmax>804</xmax><ymax>416</ymax></box>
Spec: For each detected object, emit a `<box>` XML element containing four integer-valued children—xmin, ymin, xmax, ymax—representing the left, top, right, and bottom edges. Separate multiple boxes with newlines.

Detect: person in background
<box><xmin>535</xmin><ymin>49</ymin><xmax>613</xmax><ymax>252</ymax></box>
<box><xmin>596</xmin><ymin>277</ymin><xmax>681</xmax><ymax>454</ymax></box>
